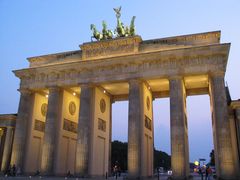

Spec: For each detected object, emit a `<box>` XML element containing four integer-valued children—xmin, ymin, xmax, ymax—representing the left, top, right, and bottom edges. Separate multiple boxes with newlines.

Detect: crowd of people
<box><xmin>198</xmin><ymin>166</ymin><xmax>213</xmax><ymax>180</ymax></box>
<box><xmin>4</xmin><ymin>164</ymin><xmax>20</xmax><ymax>176</ymax></box>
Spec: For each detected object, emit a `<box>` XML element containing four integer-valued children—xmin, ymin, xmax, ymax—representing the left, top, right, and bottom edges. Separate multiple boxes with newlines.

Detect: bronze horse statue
<box><xmin>102</xmin><ymin>21</ymin><xmax>113</xmax><ymax>40</ymax></box>
<box><xmin>90</xmin><ymin>24</ymin><xmax>103</xmax><ymax>41</ymax></box>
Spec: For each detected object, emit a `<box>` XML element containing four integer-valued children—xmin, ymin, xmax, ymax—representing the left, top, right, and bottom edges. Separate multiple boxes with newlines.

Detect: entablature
<box><xmin>14</xmin><ymin>43</ymin><xmax>230</xmax><ymax>91</ymax></box>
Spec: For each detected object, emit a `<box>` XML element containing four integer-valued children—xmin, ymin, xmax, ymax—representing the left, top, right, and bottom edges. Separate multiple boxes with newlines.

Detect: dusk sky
<box><xmin>1</xmin><ymin>1</ymin><xmax>240</xmax><ymax>163</ymax></box>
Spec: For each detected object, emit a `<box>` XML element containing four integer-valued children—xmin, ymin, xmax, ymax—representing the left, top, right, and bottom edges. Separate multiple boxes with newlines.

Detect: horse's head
<box><xmin>102</xmin><ymin>21</ymin><xmax>107</xmax><ymax>29</ymax></box>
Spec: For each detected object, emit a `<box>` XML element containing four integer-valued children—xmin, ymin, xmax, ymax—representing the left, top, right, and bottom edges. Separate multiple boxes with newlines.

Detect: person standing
<box><xmin>198</xmin><ymin>167</ymin><xmax>203</xmax><ymax>180</ymax></box>
<box><xmin>205</xmin><ymin>166</ymin><xmax>209</xmax><ymax>180</ymax></box>
<box><xmin>207</xmin><ymin>166</ymin><xmax>212</xmax><ymax>180</ymax></box>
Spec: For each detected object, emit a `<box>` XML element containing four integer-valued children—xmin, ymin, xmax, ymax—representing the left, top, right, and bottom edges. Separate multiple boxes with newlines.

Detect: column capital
<box><xmin>79</xmin><ymin>83</ymin><xmax>95</xmax><ymax>89</ymax></box>
<box><xmin>17</xmin><ymin>88</ymin><xmax>32</xmax><ymax>95</ymax></box>
<box><xmin>47</xmin><ymin>86</ymin><xmax>61</xmax><ymax>92</ymax></box>
<box><xmin>168</xmin><ymin>75</ymin><xmax>183</xmax><ymax>81</ymax></box>
<box><xmin>209</xmin><ymin>71</ymin><xmax>225</xmax><ymax>78</ymax></box>
<box><xmin>128</xmin><ymin>79</ymin><xmax>142</xmax><ymax>86</ymax></box>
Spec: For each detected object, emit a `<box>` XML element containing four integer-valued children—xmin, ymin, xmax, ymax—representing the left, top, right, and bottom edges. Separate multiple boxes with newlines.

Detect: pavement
<box><xmin>0</xmin><ymin>174</ymin><xmax>214</xmax><ymax>180</ymax></box>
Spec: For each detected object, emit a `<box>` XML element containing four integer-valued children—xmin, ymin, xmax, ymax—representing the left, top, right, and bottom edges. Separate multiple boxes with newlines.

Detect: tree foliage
<box><xmin>111</xmin><ymin>141</ymin><xmax>171</xmax><ymax>172</ymax></box>
<box><xmin>154</xmin><ymin>148</ymin><xmax>171</xmax><ymax>170</ymax></box>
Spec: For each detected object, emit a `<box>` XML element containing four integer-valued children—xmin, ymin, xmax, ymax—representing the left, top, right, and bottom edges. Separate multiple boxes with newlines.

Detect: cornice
<box><xmin>13</xmin><ymin>43</ymin><xmax>230</xmax><ymax>77</ymax></box>
<box><xmin>230</xmin><ymin>100</ymin><xmax>240</xmax><ymax>109</ymax></box>
<box><xmin>0</xmin><ymin>114</ymin><xmax>17</xmax><ymax>121</ymax></box>
<box><xmin>142</xmin><ymin>30</ymin><xmax>221</xmax><ymax>46</ymax></box>
<box><xmin>24</xmin><ymin>31</ymin><xmax>222</xmax><ymax>69</ymax></box>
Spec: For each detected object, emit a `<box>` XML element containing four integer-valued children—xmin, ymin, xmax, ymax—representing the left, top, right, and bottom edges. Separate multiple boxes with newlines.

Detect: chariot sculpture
<box><xmin>90</xmin><ymin>6</ymin><xmax>136</xmax><ymax>41</ymax></box>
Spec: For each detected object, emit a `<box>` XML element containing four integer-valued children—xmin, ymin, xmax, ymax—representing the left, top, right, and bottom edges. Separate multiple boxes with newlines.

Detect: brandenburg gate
<box><xmin>5</xmin><ymin>30</ymin><xmax>238</xmax><ymax>180</ymax></box>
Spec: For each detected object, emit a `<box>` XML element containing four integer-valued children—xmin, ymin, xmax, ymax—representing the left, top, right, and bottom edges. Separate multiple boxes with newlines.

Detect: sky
<box><xmin>1</xmin><ymin>0</ymin><xmax>240</xmax><ymax>163</ymax></box>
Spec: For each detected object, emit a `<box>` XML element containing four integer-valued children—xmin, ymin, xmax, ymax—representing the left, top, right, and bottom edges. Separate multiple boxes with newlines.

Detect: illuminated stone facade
<box><xmin>0</xmin><ymin>114</ymin><xmax>16</xmax><ymax>172</ymax></box>
<box><xmin>0</xmin><ymin>31</ymin><xmax>239</xmax><ymax>179</ymax></box>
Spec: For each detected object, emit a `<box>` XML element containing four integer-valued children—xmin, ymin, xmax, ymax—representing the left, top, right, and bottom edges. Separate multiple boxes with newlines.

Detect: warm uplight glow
<box><xmin>73</xmin><ymin>92</ymin><xmax>76</xmax><ymax>96</ymax></box>
<box><xmin>148</xmin><ymin>86</ymin><xmax>151</xmax><ymax>90</ymax></box>
<box><xmin>194</xmin><ymin>161</ymin><xmax>199</xmax><ymax>166</ymax></box>
<box><xmin>103</xmin><ymin>90</ymin><xmax>106</xmax><ymax>94</ymax></box>
<box><xmin>46</xmin><ymin>94</ymin><xmax>49</xmax><ymax>98</ymax></box>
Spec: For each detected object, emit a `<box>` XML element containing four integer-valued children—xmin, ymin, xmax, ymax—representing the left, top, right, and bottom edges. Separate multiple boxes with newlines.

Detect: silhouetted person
<box><xmin>67</xmin><ymin>170</ymin><xmax>71</xmax><ymax>177</ymax></box>
<box><xmin>5</xmin><ymin>164</ymin><xmax>11</xmax><ymax>176</ymax></box>
<box><xmin>113</xmin><ymin>165</ymin><xmax>118</xmax><ymax>179</ymax></box>
<box><xmin>206</xmin><ymin>166</ymin><xmax>212</xmax><ymax>180</ymax></box>
<box><xmin>34</xmin><ymin>170</ymin><xmax>40</xmax><ymax>176</ymax></box>
<box><xmin>12</xmin><ymin>164</ymin><xmax>16</xmax><ymax>176</ymax></box>
<box><xmin>199</xmin><ymin>167</ymin><xmax>203</xmax><ymax>180</ymax></box>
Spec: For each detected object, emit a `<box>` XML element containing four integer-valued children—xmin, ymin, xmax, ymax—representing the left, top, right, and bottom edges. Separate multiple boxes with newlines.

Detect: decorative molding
<box><xmin>34</xmin><ymin>119</ymin><xmax>45</xmax><ymax>132</ymax></box>
<box><xmin>63</xmin><ymin>119</ymin><xmax>78</xmax><ymax>133</ymax></box>
<box><xmin>100</xmin><ymin>98</ymin><xmax>106</xmax><ymax>113</ymax></box>
<box><xmin>69</xmin><ymin>101</ymin><xmax>76</xmax><ymax>116</ymax></box>
<box><xmin>41</xmin><ymin>103</ymin><xmax>48</xmax><ymax>117</ymax></box>
<box><xmin>80</xmin><ymin>36</ymin><xmax>142</xmax><ymax>60</ymax></box>
<box><xmin>98</xmin><ymin>118</ymin><xmax>106</xmax><ymax>132</ymax></box>
<box><xmin>146</xmin><ymin>96</ymin><xmax>150</xmax><ymax>111</ymax></box>
<box><xmin>144</xmin><ymin>115</ymin><xmax>152</xmax><ymax>131</ymax></box>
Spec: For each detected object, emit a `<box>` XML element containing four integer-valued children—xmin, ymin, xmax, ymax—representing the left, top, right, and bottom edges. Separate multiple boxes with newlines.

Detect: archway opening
<box><xmin>111</xmin><ymin>101</ymin><xmax>129</xmax><ymax>173</ymax></box>
<box><xmin>153</xmin><ymin>98</ymin><xmax>171</xmax><ymax>172</ymax></box>
<box><xmin>186</xmin><ymin>95</ymin><xmax>214</xmax><ymax>172</ymax></box>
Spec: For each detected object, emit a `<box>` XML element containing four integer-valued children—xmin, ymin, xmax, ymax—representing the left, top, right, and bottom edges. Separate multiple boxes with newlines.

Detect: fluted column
<box><xmin>41</xmin><ymin>87</ymin><xmax>62</xmax><ymax>175</ymax></box>
<box><xmin>169</xmin><ymin>77</ymin><xmax>189</xmax><ymax>180</ymax></box>
<box><xmin>209</xmin><ymin>74</ymin><xmax>237</xmax><ymax>179</ymax></box>
<box><xmin>128</xmin><ymin>79</ymin><xmax>142</xmax><ymax>178</ymax></box>
<box><xmin>75</xmin><ymin>84</ymin><xmax>93</xmax><ymax>176</ymax></box>
<box><xmin>11</xmin><ymin>89</ymin><xmax>34</xmax><ymax>171</ymax></box>
<box><xmin>1</xmin><ymin>127</ymin><xmax>14</xmax><ymax>172</ymax></box>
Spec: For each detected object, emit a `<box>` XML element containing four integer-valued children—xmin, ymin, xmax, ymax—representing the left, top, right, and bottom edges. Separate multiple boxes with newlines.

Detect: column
<box><xmin>108</xmin><ymin>100</ymin><xmax>113</xmax><ymax>176</ymax></box>
<box><xmin>169</xmin><ymin>77</ymin><xmax>189</xmax><ymax>180</ymax></box>
<box><xmin>128</xmin><ymin>79</ymin><xmax>142</xmax><ymax>178</ymax></box>
<box><xmin>209</xmin><ymin>75</ymin><xmax>237</xmax><ymax>179</ymax></box>
<box><xmin>236</xmin><ymin>108</ymin><xmax>240</xmax><ymax>165</ymax></box>
<box><xmin>1</xmin><ymin>127</ymin><xmax>14</xmax><ymax>172</ymax></box>
<box><xmin>41</xmin><ymin>87</ymin><xmax>62</xmax><ymax>175</ymax></box>
<box><xmin>11</xmin><ymin>89</ymin><xmax>34</xmax><ymax>171</ymax></box>
<box><xmin>75</xmin><ymin>85</ymin><xmax>93</xmax><ymax>176</ymax></box>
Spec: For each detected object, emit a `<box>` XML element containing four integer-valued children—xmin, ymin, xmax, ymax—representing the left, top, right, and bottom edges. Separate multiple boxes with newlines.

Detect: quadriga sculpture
<box><xmin>90</xmin><ymin>6</ymin><xmax>136</xmax><ymax>41</ymax></box>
